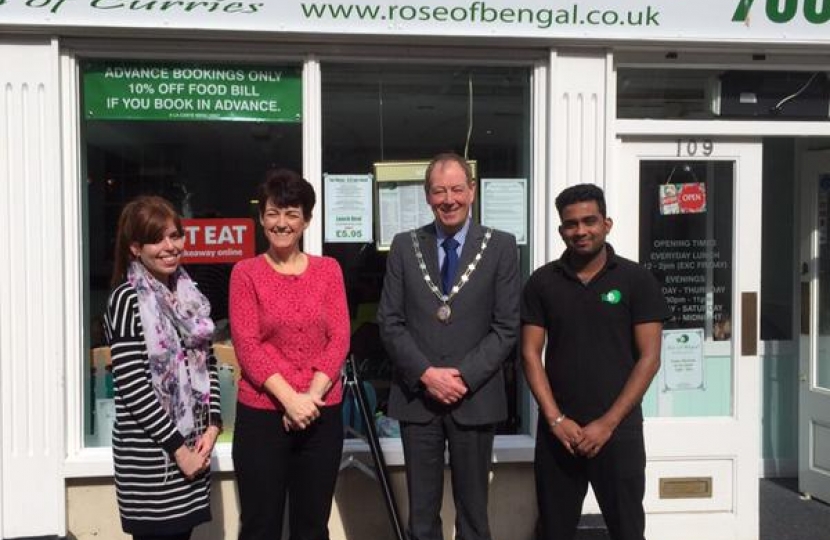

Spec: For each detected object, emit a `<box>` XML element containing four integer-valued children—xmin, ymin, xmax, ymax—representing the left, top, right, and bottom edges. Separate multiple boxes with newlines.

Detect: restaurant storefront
<box><xmin>2</xmin><ymin>2</ymin><xmax>830</xmax><ymax>539</ymax></box>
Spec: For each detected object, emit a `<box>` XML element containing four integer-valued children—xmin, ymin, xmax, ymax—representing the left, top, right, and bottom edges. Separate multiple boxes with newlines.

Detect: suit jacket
<box><xmin>377</xmin><ymin>221</ymin><xmax>520</xmax><ymax>425</ymax></box>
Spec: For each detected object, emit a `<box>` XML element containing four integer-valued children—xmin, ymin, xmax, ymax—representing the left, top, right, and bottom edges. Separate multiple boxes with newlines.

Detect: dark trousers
<box><xmin>535</xmin><ymin>418</ymin><xmax>646</xmax><ymax>540</ymax></box>
<box><xmin>134</xmin><ymin>533</ymin><xmax>191</xmax><ymax>540</ymax></box>
<box><xmin>400</xmin><ymin>415</ymin><xmax>496</xmax><ymax>540</ymax></box>
<box><xmin>233</xmin><ymin>402</ymin><xmax>343</xmax><ymax>540</ymax></box>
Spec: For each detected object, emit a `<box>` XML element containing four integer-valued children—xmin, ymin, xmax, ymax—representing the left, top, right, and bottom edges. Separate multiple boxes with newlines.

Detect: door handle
<box><xmin>741</xmin><ymin>292</ymin><xmax>757</xmax><ymax>356</ymax></box>
<box><xmin>801</xmin><ymin>282</ymin><xmax>810</xmax><ymax>335</ymax></box>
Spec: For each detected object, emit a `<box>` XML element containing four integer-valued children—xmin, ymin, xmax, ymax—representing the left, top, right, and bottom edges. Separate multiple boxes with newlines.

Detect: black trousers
<box><xmin>535</xmin><ymin>418</ymin><xmax>646</xmax><ymax>540</ymax></box>
<box><xmin>400</xmin><ymin>415</ymin><xmax>496</xmax><ymax>540</ymax></box>
<box><xmin>233</xmin><ymin>402</ymin><xmax>343</xmax><ymax>540</ymax></box>
<box><xmin>134</xmin><ymin>533</ymin><xmax>191</xmax><ymax>540</ymax></box>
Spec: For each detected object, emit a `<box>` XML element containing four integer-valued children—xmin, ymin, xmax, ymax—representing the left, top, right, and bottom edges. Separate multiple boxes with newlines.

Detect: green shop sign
<box><xmin>83</xmin><ymin>62</ymin><xmax>302</xmax><ymax>122</ymax></box>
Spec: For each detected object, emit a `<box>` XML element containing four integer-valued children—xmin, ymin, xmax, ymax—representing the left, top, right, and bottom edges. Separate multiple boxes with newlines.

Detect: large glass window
<box><xmin>82</xmin><ymin>60</ymin><xmax>303</xmax><ymax>447</ymax></box>
<box><xmin>321</xmin><ymin>63</ymin><xmax>533</xmax><ymax>436</ymax></box>
<box><xmin>618</xmin><ymin>68</ymin><xmax>830</xmax><ymax>121</ymax></box>
<box><xmin>82</xmin><ymin>59</ymin><xmax>534</xmax><ymax>448</ymax></box>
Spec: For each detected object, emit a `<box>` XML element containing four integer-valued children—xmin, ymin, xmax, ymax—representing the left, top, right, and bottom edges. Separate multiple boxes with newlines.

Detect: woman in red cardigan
<box><xmin>229</xmin><ymin>168</ymin><xmax>350</xmax><ymax>540</ymax></box>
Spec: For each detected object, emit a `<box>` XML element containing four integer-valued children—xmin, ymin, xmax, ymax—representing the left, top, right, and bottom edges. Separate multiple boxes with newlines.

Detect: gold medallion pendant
<box><xmin>436</xmin><ymin>304</ymin><xmax>452</xmax><ymax>323</ymax></box>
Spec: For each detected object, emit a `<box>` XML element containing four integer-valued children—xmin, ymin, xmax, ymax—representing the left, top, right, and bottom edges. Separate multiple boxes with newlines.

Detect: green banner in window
<box><xmin>83</xmin><ymin>62</ymin><xmax>302</xmax><ymax>122</ymax></box>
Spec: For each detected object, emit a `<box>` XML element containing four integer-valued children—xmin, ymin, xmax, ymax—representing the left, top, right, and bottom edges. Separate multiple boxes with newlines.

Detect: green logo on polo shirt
<box><xmin>601</xmin><ymin>289</ymin><xmax>622</xmax><ymax>304</ymax></box>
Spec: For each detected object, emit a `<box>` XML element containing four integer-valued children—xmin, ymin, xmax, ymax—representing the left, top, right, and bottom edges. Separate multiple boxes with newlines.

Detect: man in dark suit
<box><xmin>378</xmin><ymin>153</ymin><xmax>520</xmax><ymax>540</ymax></box>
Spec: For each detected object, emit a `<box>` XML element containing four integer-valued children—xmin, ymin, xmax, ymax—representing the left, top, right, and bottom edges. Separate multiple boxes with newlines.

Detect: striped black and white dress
<box><xmin>104</xmin><ymin>282</ymin><xmax>222</xmax><ymax>536</ymax></box>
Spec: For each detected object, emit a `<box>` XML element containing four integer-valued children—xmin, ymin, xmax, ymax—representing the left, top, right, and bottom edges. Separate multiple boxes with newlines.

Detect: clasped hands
<box><xmin>174</xmin><ymin>425</ymin><xmax>221</xmax><ymax>480</ymax></box>
<box><xmin>551</xmin><ymin>416</ymin><xmax>613</xmax><ymax>459</ymax></box>
<box><xmin>282</xmin><ymin>390</ymin><xmax>326</xmax><ymax>432</ymax></box>
<box><xmin>421</xmin><ymin>366</ymin><xmax>468</xmax><ymax>406</ymax></box>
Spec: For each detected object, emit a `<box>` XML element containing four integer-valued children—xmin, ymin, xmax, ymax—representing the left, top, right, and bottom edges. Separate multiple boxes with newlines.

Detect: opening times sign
<box><xmin>644</xmin><ymin>238</ymin><xmax>730</xmax><ymax>327</ymax></box>
<box><xmin>639</xmin><ymin>162</ymin><xmax>734</xmax><ymax>339</ymax></box>
<box><xmin>83</xmin><ymin>62</ymin><xmax>302</xmax><ymax>122</ymax></box>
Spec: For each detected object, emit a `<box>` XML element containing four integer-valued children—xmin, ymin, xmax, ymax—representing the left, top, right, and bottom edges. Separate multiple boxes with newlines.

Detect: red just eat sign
<box><xmin>181</xmin><ymin>218</ymin><xmax>256</xmax><ymax>264</ymax></box>
<box><xmin>677</xmin><ymin>183</ymin><xmax>707</xmax><ymax>214</ymax></box>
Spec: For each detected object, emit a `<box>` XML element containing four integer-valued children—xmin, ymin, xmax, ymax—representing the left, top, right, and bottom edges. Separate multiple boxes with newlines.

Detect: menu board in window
<box><xmin>374</xmin><ymin>160</ymin><xmax>478</xmax><ymax>250</ymax></box>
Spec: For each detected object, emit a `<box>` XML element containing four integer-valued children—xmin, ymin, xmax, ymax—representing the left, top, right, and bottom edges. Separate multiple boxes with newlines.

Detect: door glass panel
<box><xmin>639</xmin><ymin>160</ymin><xmax>735</xmax><ymax>417</ymax></box>
<box><xmin>817</xmin><ymin>177</ymin><xmax>830</xmax><ymax>390</ymax></box>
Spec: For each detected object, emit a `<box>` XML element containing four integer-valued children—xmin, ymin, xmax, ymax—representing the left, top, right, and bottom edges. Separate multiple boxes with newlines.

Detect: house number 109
<box><xmin>676</xmin><ymin>139</ymin><xmax>714</xmax><ymax>157</ymax></box>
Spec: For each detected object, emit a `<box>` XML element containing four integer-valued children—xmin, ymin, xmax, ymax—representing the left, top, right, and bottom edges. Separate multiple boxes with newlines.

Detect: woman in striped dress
<box><xmin>105</xmin><ymin>195</ymin><xmax>222</xmax><ymax>540</ymax></box>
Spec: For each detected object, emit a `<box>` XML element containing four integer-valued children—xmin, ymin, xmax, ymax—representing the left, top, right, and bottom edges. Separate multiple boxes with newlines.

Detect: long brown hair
<box><xmin>111</xmin><ymin>195</ymin><xmax>183</xmax><ymax>288</ymax></box>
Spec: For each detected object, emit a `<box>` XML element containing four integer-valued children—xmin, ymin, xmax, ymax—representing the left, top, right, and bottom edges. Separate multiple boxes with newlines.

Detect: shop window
<box><xmin>618</xmin><ymin>68</ymin><xmax>830</xmax><ymax>121</ymax></box>
<box><xmin>81</xmin><ymin>60</ymin><xmax>534</xmax><ymax>448</ymax></box>
<box><xmin>321</xmin><ymin>64</ymin><xmax>533</xmax><ymax>437</ymax></box>
<box><xmin>82</xmin><ymin>60</ymin><xmax>302</xmax><ymax>447</ymax></box>
<box><xmin>617</xmin><ymin>68</ymin><xmax>721</xmax><ymax>120</ymax></box>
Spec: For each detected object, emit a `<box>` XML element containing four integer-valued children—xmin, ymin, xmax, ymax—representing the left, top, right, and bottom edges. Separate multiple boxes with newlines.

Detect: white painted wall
<box><xmin>0</xmin><ymin>38</ymin><xmax>66</xmax><ymax>538</ymax></box>
<box><xmin>68</xmin><ymin>465</ymin><xmax>538</xmax><ymax>540</ymax></box>
<box><xmin>549</xmin><ymin>50</ymin><xmax>608</xmax><ymax>191</ymax></box>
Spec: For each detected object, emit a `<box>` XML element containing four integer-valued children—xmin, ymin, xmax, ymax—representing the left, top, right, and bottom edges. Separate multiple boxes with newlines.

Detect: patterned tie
<box><xmin>441</xmin><ymin>236</ymin><xmax>459</xmax><ymax>295</ymax></box>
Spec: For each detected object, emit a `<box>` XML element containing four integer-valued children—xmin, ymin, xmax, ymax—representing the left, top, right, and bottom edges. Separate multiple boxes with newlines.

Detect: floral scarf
<box><xmin>128</xmin><ymin>261</ymin><xmax>215</xmax><ymax>437</ymax></box>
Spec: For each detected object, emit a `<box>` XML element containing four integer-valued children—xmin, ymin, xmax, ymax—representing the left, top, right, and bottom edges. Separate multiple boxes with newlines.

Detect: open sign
<box><xmin>677</xmin><ymin>183</ymin><xmax>707</xmax><ymax>214</ymax></box>
<box><xmin>181</xmin><ymin>218</ymin><xmax>256</xmax><ymax>264</ymax></box>
<box><xmin>659</xmin><ymin>183</ymin><xmax>707</xmax><ymax>215</ymax></box>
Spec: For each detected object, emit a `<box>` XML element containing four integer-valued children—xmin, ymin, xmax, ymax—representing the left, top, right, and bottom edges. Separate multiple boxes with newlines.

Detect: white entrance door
<box><xmin>615</xmin><ymin>138</ymin><xmax>762</xmax><ymax>540</ymax></box>
<box><xmin>798</xmin><ymin>149</ymin><xmax>830</xmax><ymax>504</ymax></box>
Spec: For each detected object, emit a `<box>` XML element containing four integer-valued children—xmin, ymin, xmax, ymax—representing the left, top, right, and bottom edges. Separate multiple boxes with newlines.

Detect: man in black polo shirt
<box><xmin>521</xmin><ymin>184</ymin><xmax>670</xmax><ymax>540</ymax></box>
